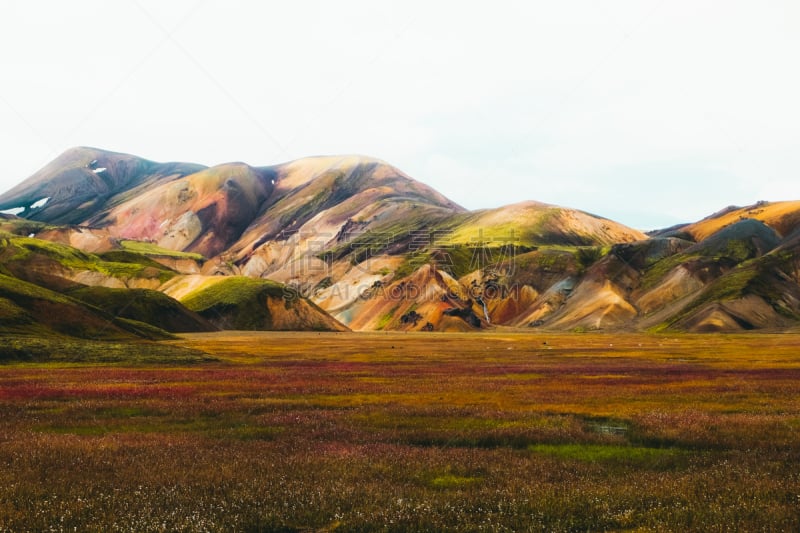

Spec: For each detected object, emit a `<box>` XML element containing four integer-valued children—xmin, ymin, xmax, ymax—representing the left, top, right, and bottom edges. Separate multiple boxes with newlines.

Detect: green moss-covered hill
<box><xmin>68</xmin><ymin>286</ymin><xmax>217</xmax><ymax>333</ymax></box>
<box><xmin>180</xmin><ymin>277</ymin><xmax>348</xmax><ymax>332</ymax></box>
<box><xmin>0</xmin><ymin>273</ymin><xmax>173</xmax><ymax>341</ymax></box>
<box><xmin>0</xmin><ymin>232</ymin><xmax>348</xmax><ymax>335</ymax></box>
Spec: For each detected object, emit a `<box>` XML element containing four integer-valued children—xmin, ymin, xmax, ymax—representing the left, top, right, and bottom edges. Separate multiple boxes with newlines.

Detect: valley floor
<box><xmin>1</xmin><ymin>331</ymin><xmax>799</xmax><ymax>531</ymax></box>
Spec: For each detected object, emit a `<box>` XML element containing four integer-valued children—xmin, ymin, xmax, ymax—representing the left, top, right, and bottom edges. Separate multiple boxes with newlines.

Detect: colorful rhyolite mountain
<box><xmin>2</xmin><ymin>146</ymin><xmax>800</xmax><ymax>337</ymax></box>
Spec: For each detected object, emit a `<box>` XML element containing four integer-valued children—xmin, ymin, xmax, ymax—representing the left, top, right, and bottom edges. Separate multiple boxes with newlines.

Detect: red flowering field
<box><xmin>1</xmin><ymin>331</ymin><xmax>799</xmax><ymax>531</ymax></box>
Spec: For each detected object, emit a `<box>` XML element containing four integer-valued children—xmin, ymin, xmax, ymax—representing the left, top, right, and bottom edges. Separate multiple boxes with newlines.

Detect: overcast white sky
<box><xmin>1</xmin><ymin>1</ymin><xmax>798</xmax><ymax>229</ymax></box>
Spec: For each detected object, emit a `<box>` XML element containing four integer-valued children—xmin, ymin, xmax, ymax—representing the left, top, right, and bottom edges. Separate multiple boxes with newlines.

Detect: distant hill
<box><xmin>173</xmin><ymin>276</ymin><xmax>348</xmax><ymax>332</ymax></box>
<box><xmin>0</xmin><ymin>147</ymin><xmax>205</xmax><ymax>225</ymax></box>
<box><xmin>0</xmin><ymin>271</ymin><xmax>173</xmax><ymax>341</ymax></box>
<box><xmin>2</xmin><ymin>147</ymin><xmax>800</xmax><ymax>333</ymax></box>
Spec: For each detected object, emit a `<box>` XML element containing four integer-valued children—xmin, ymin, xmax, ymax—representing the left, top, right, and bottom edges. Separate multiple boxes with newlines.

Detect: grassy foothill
<box><xmin>0</xmin><ymin>331</ymin><xmax>799</xmax><ymax>531</ymax></box>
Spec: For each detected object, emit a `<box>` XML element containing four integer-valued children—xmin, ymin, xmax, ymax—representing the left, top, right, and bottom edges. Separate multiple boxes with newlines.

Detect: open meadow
<box><xmin>1</xmin><ymin>331</ymin><xmax>799</xmax><ymax>532</ymax></box>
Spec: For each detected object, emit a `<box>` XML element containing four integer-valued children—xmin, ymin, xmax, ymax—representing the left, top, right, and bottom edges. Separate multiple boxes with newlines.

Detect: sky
<box><xmin>0</xmin><ymin>1</ymin><xmax>798</xmax><ymax>230</ymax></box>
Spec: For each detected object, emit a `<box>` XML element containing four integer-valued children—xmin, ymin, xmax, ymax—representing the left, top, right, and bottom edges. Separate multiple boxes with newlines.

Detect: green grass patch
<box><xmin>376</xmin><ymin>305</ymin><xmax>399</xmax><ymax>330</ymax></box>
<box><xmin>0</xmin><ymin>272</ymin><xmax>73</xmax><ymax>304</ymax></box>
<box><xmin>97</xmin><ymin>250</ymin><xmax>178</xmax><ymax>270</ymax></box>
<box><xmin>574</xmin><ymin>245</ymin><xmax>609</xmax><ymax>272</ymax></box>
<box><xmin>0</xmin><ymin>296</ymin><xmax>29</xmax><ymax>321</ymax></box>
<box><xmin>113</xmin><ymin>317</ymin><xmax>176</xmax><ymax>340</ymax></box>
<box><xmin>1</xmin><ymin>236</ymin><xmax>177</xmax><ymax>283</ymax></box>
<box><xmin>182</xmin><ymin>276</ymin><xmax>286</xmax><ymax>311</ymax></box>
<box><xmin>0</xmin><ymin>336</ymin><xmax>214</xmax><ymax>364</ymax></box>
<box><xmin>517</xmin><ymin>248</ymin><xmax>577</xmax><ymax>270</ymax></box>
<box><xmin>428</xmin><ymin>474</ymin><xmax>482</xmax><ymax>489</ymax></box>
<box><xmin>119</xmin><ymin>240</ymin><xmax>205</xmax><ymax>260</ymax></box>
<box><xmin>529</xmin><ymin>443</ymin><xmax>681</xmax><ymax>464</ymax></box>
<box><xmin>639</xmin><ymin>252</ymin><xmax>698</xmax><ymax>290</ymax></box>
<box><xmin>444</xmin><ymin>208</ymin><xmax>554</xmax><ymax>247</ymax></box>
<box><xmin>0</xmin><ymin>219</ymin><xmax>52</xmax><ymax>237</ymax></box>
<box><xmin>181</xmin><ymin>277</ymin><xmax>292</xmax><ymax>330</ymax></box>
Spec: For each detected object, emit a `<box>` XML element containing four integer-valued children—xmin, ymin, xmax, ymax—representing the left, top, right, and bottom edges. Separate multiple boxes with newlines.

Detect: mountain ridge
<box><xmin>2</xmin><ymin>146</ymin><xmax>799</xmax><ymax>334</ymax></box>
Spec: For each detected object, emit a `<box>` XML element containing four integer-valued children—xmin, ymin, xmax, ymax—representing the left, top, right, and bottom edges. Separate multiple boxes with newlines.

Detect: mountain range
<box><xmin>2</xmin><ymin>146</ymin><xmax>799</xmax><ymax>340</ymax></box>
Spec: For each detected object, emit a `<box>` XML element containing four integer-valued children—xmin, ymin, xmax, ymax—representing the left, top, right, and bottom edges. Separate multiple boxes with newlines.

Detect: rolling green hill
<box><xmin>180</xmin><ymin>276</ymin><xmax>348</xmax><ymax>332</ymax></box>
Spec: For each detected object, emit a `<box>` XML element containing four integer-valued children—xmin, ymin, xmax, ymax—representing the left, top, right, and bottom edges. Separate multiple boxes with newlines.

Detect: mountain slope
<box><xmin>88</xmin><ymin>162</ymin><xmax>276</xmax><ymax>257</ymax></box>
<box><xmin>3</xmin><ymin>148</ymin><xmax>800</xmax><ymax>333</ymax></box>
<box><xmin>171</xmin><ymin>276</ymin><xmax>348</xmax><ymax>332</ymax></box>
<box><xmin>440</xmin><ymin>201</ymin><xmax>647</xmax><ymax>247</ymax></box>
<box><xmin>0</xmin><ymin>234</ymin><xmax>178</xmax><ymax>291</ymax></box>
<box><xmin>67</xmin><ymin>286</ymin><xmax>217</xmax><ymax>333</ymax></box>
<box><xmin>0</xmin><ymin>147</ymin><xmax>205</xmax><ymax>225</ymax></box>
<box><xmin>230</xmin><ymin>155</ymin><xmax>465</xmax><ymax>280</ymax></box>
<box><xmin>0</xmin><ymin>272</ymin><xmax>172</xmax><ymax>340</ymax></box>
<box><xmin>656</xmin><ymin>200</ymin><xmax>800</xmax><ymax>242</ymax></box>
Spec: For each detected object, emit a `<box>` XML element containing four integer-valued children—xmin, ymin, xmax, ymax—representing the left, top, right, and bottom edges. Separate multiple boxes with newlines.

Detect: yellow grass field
<box><xmin>1</xmin><ymin>331</ymin><xmax>799</xmax><ymax>531</ymax></box>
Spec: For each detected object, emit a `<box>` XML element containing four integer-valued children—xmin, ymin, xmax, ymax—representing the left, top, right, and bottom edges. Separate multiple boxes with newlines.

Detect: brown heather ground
<box><xmin>1</xmin><ymin>331</ymin><xmax>800</xmax><ymax>532</ymax></box>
